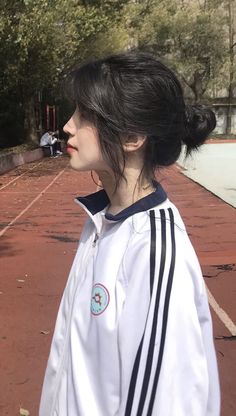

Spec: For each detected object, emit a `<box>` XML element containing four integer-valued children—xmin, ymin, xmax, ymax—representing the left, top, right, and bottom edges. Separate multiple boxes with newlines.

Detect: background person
<box><xmin>52</xmin><ymin>129</ymin><xmax>63</xmax><ymax>155</ymax></box>
<box><xmin>39</xmin><ymin>130</ymin><xmax>62</xmax><ymax>157</ymax></box>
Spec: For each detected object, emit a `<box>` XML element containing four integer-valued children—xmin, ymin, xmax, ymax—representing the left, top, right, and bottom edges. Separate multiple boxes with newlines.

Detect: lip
<box><xmin>66</xmin><ymin>143</ymin><xmax>77</xmax><ymax>153</ymax></box>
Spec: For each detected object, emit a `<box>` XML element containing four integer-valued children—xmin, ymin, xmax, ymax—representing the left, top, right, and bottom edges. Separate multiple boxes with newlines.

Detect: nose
<box><xmin>63</xmin><ymin>119</ymin><xmax>71</xmax><ymax>135</ymax></box>
<box><xmin>63</xmin><ymin>110</ymin><xmax>77</xmax><ymax>135</ymax></box>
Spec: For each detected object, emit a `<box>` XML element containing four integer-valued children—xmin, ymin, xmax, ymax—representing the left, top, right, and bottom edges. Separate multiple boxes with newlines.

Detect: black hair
<box><xmin>65</xmin><ymin>51</ymin><xmax>216</xmax><ymax>185</ymax></box>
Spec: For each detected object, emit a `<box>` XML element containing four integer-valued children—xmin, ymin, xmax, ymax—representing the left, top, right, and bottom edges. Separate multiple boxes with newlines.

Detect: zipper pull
<box><xmin>92</xmin><ymin>233</ymin><xmax>99</xmax><ymax>247</ymax></box>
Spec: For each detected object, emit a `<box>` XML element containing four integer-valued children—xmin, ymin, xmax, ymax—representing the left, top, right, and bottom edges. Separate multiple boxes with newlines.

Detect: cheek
<box><xmin>80</xmin><ymin>130</ymin><xmax>103</xmax><ymax>159</ymax></box>
<box><xmin>87</xmin><ymin>146</ymin><xmax>104</xmax><ymax>164</ymax></box>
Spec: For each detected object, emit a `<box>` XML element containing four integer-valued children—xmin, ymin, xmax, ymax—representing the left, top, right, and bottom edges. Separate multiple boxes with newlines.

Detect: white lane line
<box><xmin>0</xmin><ymin>169</ymin><xmax>66</xmax><ymax>237</ymax></box>
<box><xmin>207</xmin><ymin>287</ymin><xmax>236</xmax><ymax>336</ymax></box>
<box><xmin>0</xmin><ymin>161</ymin><xmax>43</xmax><ymax>191</ymax></box>
<box><xmin>0</xmin><ymin>172</ymin><xmax>26</xmax><ymax>190</ymax></box>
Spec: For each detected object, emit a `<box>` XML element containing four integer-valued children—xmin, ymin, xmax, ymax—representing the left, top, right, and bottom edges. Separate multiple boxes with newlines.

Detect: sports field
<box><xmin>0</xmin><ymin>147</ymin><xmax>235</xmax><ymax>415</ymax></box>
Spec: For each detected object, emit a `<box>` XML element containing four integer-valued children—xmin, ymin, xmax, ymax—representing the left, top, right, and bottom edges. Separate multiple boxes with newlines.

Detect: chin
<box><xmin>69</xmin><ymin>159</ymin><xmax>92</xmax><ymax>172</ymax></box>
<box><xmin>69</xmin><ymin>156</ymin><xmax>107</xmax><ymax>173</ymax></box>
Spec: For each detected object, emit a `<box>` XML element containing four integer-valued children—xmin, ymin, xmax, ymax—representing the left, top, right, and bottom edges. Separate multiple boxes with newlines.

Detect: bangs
<box><xmin>64</xmin><ymin>60</ymin><xmax>108</xmax><ymax>123</ymax></box>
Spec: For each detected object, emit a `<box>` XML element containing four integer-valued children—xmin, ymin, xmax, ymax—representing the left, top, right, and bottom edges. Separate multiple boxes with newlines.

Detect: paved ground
<box><xmin>0</xmin><ymin>153</ymin><xmax>235</xmax><ymax>415</ymax></box>
<box><xmin>178</xmin><ymin>141</ymin><xmax>236</xmax><ymax>208</ymax></box>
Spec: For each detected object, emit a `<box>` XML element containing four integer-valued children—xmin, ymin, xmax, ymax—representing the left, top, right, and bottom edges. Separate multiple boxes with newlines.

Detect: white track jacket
<box><xmin>39</xmin><ymin>183</ymin><xmax>220</xmax><ymax>416</ymax></box>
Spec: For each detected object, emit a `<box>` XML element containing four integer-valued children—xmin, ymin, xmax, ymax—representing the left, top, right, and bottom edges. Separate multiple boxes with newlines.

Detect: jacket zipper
<box><xmin>92</xmin><ymin>232</ymin><xmax>99</xmax><ymax>247</ymax></box>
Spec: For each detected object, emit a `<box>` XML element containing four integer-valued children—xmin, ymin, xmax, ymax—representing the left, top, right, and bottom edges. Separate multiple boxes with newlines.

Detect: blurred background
<box><xmin>0</xmin><ymin>0</ymin><xmax>236</xmax><ymax>149</ymax></box>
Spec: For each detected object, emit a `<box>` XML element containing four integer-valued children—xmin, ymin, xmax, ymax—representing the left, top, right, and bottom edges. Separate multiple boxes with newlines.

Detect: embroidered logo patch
<box><xmin>91</xmin><ymin>283</ymin><xmax>110</xmax><ymax>316</ymax></box>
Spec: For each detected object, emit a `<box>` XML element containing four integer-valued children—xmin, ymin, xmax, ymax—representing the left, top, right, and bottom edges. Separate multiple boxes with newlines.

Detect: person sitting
<box><xmin>51</xmin><ymin>130</ymin><xmax>63</xmax><ymax>155</ymax></box>
<box><xmin>39</xmin><ymin>130</ymin><xmax>62</xmax><ymax>157</ymax></box>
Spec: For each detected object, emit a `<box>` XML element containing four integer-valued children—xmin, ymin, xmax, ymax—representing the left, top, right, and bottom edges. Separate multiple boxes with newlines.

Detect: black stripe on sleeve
<box><xmin>147</xmin><ymin>207</ymin><xmax>176</xmax><ymax>415</ymax></box>
<box><xmin>124</xmin><ymin>335</ymin><xmax>144</xmax><ymax>416</ymax></box>
<box><xmin>149</xmin><ymin>210</ymin><xmax>156</xmax><ymax>296</ymax></box>
<box><xmin>124</xmin><ymin>209</ymin><xmax>166</xmax><ymax>416</ymax></box>
<box><xmin>136</xmin><ymin>210</ymin><xmax>167</xmax><ymax>416</ymax></box>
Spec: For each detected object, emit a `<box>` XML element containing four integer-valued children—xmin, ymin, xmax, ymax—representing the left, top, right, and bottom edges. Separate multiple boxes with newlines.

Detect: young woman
<box><xmin>39</xmin><ymin>52</ymin><xmax>220</xmax><ymax>416</ymax></box>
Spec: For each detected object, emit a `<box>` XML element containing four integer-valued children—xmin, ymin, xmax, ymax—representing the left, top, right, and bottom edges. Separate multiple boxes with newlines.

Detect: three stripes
<box><xmin>125</xmin><ymin>208</ymin><xmax>176</xmax><ymax>416</ymax></box>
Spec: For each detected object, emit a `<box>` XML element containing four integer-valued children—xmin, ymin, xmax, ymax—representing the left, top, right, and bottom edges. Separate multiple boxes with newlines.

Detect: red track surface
<box><xmin>0</xmin><ymin>155</ymin><xmax>235</xmax><ymax>415</ymax></box>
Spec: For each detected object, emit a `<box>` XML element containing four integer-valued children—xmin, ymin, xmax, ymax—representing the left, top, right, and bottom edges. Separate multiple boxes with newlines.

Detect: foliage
<box><xmin>0</xmin><ymin>0</ymin><xmax>128</xmax><ymax>144</ymax></box>
<box><xmin>121</xmin><ymin>0</ymin><xmax>228</xmax><ymax>102</ymax></box>
<box><xmin>0</xmin><ymin>0</ymin><xmax>232</xmax><ymax>146</ymax></box>
<box><xmin>0</xmin><ymin>0</ymin><xmax>125</xmax><ymax>94</ymax></box>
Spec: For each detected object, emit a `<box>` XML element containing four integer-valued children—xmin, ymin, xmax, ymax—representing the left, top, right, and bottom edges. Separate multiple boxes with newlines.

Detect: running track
<box><xmin>0</xmin><ymin>155</ymin><xmax>235</xmax><ymax>415</ymax></box>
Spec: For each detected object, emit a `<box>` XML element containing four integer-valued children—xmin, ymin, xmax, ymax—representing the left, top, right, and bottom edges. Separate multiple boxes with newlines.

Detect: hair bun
<box><xmin>183</xmin><ymin>104</ymin><xmax>216</xmax><ymax>153</ymax></box>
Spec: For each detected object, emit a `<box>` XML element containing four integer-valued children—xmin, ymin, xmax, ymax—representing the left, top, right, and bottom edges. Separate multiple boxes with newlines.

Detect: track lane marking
<box><xmin>0</xmin><ymin>168</ymin><xmax>66</xmax><ymax>237</ymax></box>
<box><xmin>207</xmin><ymin>287</ymin><xmax>236</xmax><ymax>336</ymax></box>
<box><xmin>0</xmin><ymin>161</ymin><xmax>43</xmax><ymax>191</ymax></box>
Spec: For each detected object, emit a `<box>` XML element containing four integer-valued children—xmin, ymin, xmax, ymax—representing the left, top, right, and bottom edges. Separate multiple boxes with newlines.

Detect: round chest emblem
<box><xmin>91</xmin><ymin>283</ymin><xmax>110</xmax><ymax>316</ymax></box>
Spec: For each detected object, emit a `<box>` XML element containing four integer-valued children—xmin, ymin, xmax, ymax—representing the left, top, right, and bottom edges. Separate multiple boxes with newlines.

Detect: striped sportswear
<box><xmin>39</xmin><ymin>183</ymin><xmax>220</xmax><ymax>416</ymax></box>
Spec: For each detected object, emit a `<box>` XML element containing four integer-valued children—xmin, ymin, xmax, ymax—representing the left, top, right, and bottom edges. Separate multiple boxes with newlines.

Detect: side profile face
<box><xmin>63</xmin><ymin>108</ymin><xmax>110</xmax><ymax>173</ymax></box>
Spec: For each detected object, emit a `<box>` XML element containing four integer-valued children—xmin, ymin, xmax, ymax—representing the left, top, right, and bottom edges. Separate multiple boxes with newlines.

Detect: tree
<box><xmin>0</xmin><ymin>0</ymin><xmax>128</xmax><ymax>145</ymax></box>
<box><xmin>121</xmin><ymin>0</ymin><xmax>228</xmax><ymax>102</ymax></box>
<box><xmin>170</xmin><ymin>2</ymin><xmax>227</xmax><ymax>102</ymax></box>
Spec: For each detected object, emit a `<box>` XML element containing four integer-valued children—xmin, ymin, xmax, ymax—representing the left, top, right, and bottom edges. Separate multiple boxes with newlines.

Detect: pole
<box><xmin>226</xmin><ymin>0</ymin><xmax>235</xmax><ymax>135</ymax></box>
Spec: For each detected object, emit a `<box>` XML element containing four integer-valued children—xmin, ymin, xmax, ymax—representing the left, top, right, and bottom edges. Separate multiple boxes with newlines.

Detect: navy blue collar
<box><xmin>76</xmin><ymin>182</ymin><xmax>167</xmax><ymax>222</ymax></box>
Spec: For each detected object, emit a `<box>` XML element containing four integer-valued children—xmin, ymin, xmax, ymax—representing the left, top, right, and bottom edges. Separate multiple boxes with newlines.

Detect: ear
<box><xmin>123</xmin><ymin>135</ymin><xmax>147</xmax><ymax>153</ymax></box>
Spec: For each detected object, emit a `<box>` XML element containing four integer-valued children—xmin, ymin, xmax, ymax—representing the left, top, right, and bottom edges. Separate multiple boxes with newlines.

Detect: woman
<box><xmin>39</xmin><ymin>51</ymin><xmax>220</xmax><ymax>416</ymax></box>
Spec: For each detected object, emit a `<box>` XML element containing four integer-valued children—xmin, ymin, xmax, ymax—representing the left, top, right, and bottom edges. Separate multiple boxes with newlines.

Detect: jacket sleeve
<box><xmin>149</xmin><ymin>247</ymin><xmax>221</xmax><ymax>416</ymax></box>
<box><xmin>118</xmin><ymin>208</ymin><xmax>220</xmax><ymax>416</ymax></box>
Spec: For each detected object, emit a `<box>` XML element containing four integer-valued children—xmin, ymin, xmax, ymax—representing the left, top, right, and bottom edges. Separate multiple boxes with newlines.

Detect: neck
<box><xmin>96</xmin><ymin>167</ymin><xmax>155</xmax><ymax>215</ymax></box>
